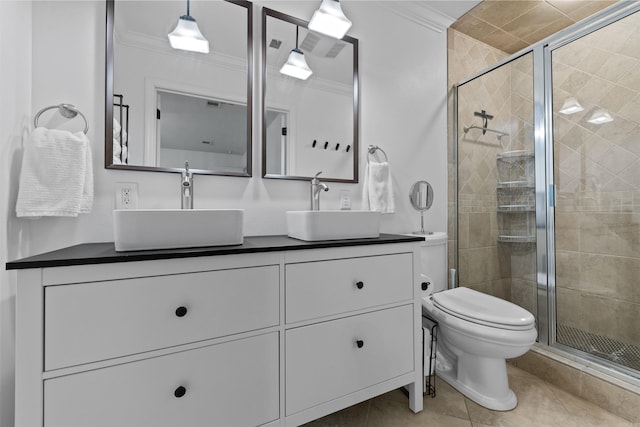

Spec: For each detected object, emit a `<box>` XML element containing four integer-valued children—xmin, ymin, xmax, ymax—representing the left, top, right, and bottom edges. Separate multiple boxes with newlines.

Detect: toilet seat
<box><xmin>431</xmin><ymin>287</ymin><xmax>535</xmax><ymax>331</ymax></box>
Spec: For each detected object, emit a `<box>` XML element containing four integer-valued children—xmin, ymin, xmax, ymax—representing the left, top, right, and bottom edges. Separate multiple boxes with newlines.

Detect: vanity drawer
<box><xmin>45</xmin><ymin>265</ymin><xmax>279</xmax><ymax>370</ymax></box>
<box><xmin>285</xmin><ymin>305</ymin><xmax>413</xmax><ymax>415</ymax></box>
<box><xmin>44</xmin><ymin>332</ymin><xmax>280</xmax><ymax>427</ymax></box>
<box><xmin>285</xmin><ymin>253</ymin><xmax>413</xmax><ymax>323</ymax></box>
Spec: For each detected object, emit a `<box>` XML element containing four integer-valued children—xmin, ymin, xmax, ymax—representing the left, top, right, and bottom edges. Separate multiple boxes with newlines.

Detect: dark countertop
<box><xmin>6</xmin><ymin>234</ymin><xmax>424</xmax><ymax>270</ymax></box>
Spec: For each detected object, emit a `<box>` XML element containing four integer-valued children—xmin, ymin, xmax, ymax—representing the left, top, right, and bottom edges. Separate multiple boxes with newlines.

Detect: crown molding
<box><xmin>114</xmin><ymin>29</ymin><xmax>247</xmax><ymax>73</ymax></box>
<box><xmin>381</xmin><ymin>3</ymin><xmax>458</xmax><ymax>34</ymax></box>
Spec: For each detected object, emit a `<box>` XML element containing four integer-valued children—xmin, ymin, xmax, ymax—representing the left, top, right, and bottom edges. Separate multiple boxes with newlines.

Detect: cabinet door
<box><xmin>44</xmin><ymin>333</ymin><xmax>279</xmax><ymax>427</ymax></box>
<box><xmin>45</xmin><ymin>265</ymin><xmax>279</xmax><ymax>370</ymax></box>
<box><xmin>285</xmin><ymin>305</ymin><xmax>413</xmax><ymax>415</ymax></box>
<box><xmin>286</xmin><ymin>253</ymin><xmax>413</xmax><ymax>323</ymax></box>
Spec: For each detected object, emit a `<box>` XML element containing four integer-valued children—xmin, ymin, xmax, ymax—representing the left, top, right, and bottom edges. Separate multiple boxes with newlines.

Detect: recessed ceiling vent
<box><xmin>325</xmin><ymin>42</ymin><xmax>346</xmax><ymax>58</ymax></box>
<box><xmin>299</xmin><ymin>32</ymin><xmax>321</xmax><ymax>52</ymax></box>
<box><xmin>269</xmin><ymin>39</ymin><xmax>282</xmax><ymax>49</ymax></box>
<box><xmin>300</xmin><ymin>32</ymin><xmax>347</xmax><ymax>58</ymax></box>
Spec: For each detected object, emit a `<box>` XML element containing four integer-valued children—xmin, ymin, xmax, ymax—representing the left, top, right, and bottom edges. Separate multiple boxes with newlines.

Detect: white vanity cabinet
<box><xmin>12</xmin><ymin>237</ymin><xmax>423</xmax><ymax>427</ymax></box>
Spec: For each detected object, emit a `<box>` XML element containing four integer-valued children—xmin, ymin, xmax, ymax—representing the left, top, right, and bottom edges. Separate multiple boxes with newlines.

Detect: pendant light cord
<box><xmin>186</xmin><ymin>0</ymin><xmax>190</xmax><ymax>16</ymax></box>
<box><xmin>295</xmin><ymin>26</ymin><xmax>299</xmax><ymax>49</ymax></box>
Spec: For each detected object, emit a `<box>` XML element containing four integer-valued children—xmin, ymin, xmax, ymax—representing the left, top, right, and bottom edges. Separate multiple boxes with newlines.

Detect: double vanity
<box><xmin>9</xmin><ymin>227</ymin><xmax>424</xmax><ymax>426</ymax></box>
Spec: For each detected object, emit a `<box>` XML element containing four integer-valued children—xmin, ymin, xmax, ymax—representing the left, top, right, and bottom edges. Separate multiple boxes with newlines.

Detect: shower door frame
<box><xmin>453</xmin><ymin>0</ymin><xmax>640</xmax><ymax>382</ymax></box>
<box><xmin>543</xmin><ymin>2</ymin><xmax>640</xmax><ymax>381</ymax></box>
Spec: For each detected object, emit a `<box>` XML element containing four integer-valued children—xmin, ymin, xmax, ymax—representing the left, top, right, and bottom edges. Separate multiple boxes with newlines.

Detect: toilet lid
<box><xmin>432</xmin><ymin>287</ymin><xmax>535</xmax><ymax>330</ymax></box>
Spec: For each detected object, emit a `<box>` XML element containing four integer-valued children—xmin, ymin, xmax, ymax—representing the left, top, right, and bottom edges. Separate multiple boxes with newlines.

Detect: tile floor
<box><xmin>303</xmin><ymin>365</ymin><xmax>637</xmax><ymax>426</ymax></box>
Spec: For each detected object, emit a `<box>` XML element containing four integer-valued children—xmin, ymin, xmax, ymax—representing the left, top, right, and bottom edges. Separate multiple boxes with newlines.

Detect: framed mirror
<box><xmin>105</xmin><ymin>0</ymin><xmax>253</xmax><ymax>176</ymax></box>
<box><xmin>262</xmin><ymin>8</ymin><xmax>359</xmax><ymax>183</ymax></box>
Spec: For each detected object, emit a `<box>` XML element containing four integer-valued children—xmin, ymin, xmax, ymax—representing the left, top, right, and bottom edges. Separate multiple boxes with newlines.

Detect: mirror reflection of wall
<box><xmin>265</xmin><ymin>109</ymin><xmax>289</xmax><ymax>175</ymax></box>
<box><xmin>107</xmin><ymin>0</ymin><xmax>252</xmax><ymax>176</ymax></box>
<box><xmin>262</xmin><ymin>8</ymin><xmax>358</xmax><ymax>183</ymax></box>
<box><xmin>157</xmin><ymin>91</ymin><xmax>247</xmax><ymax>173</ymax></box>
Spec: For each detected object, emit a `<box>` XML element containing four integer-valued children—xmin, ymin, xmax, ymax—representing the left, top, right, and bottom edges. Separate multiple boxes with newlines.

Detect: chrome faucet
<box><xmin>310</xmin><ymin>171</ymin><xmax>329</xmax><ymax>211</ymax></box>
<box><xmin>181</xmin><ymin>161</ymin><xmax>194</xmax><ymax>209</ymax></box>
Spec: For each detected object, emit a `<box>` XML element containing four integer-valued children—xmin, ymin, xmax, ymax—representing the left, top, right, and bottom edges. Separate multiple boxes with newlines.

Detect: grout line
<box><xmin>462</xmin><ymin>396</ymin><xmax>474</xmax><ymax>425</ymax></box>
<box><xmin>363</xmin><ymin>398</ymin><xmax>372</xmax><ymax>427</ymax></box>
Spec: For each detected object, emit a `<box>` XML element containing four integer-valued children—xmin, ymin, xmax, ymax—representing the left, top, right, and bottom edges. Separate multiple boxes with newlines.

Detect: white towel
<box><xmin>112</xmin><ymin>118</ymin><xmax>128</xmax><ymax>165</ymax></box>
<box><xmin>16</xmin><ymin>127</ymin><xmax>93</xmax><ymax>217</ymax></box>
<box><xmin>362</xmin><ymin>161</ymin><xmax>395</xmax><ymax>213</ymax></box>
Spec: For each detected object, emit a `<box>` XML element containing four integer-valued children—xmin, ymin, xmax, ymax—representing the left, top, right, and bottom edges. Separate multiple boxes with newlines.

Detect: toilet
<box><xmin>416</xmin><ymin>233</ymin><xmax>537</xmax><ymax>411</ymax></box>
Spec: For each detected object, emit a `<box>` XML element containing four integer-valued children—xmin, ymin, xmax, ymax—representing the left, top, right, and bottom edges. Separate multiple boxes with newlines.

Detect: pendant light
<box><xmin>559</xmin><ymin>97</ymin><xmax>584</xmax><ymax>115</ymax></box>
<box><xmin>587</xmin><ymin>109</ymin><xmax>614</xmax><ymax>124</ymax></box>
<box><xmin>309</xmin><ymin>0</ymin><xmax>352</xmax><ymax>39</ymax></box>
<box><xmin>168</xmin><ymin>0</ymin><xmax>209</xmax><ymax>54</ymax></box>
<box><xmin>280</xmin><ymin>26</ymin><xmax>313</xmax><ymax>80</ymax></box>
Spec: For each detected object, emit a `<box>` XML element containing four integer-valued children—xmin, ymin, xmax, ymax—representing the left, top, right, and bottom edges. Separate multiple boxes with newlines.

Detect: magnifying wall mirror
<box><xmin>262</xmin><ymin>8</ymin><xmax>359</xmax><ymax>182</ymax></box>
<box><xmin>409</xmin><ymin>180</ymin><xmax>434</xmax><ymax>235</ymax></box>
<box><xmin>105</xmin><ymin>0</ymin><xmax>253</xmax><ymax>176</ymax></box>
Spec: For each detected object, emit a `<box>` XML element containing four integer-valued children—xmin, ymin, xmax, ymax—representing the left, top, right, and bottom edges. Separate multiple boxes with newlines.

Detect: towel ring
<box><xmin>34</xmin><ymin>104</ymin><xmax>89</xmax><ymax>134</ymax></box>
<box><xmin>367</xmin><ymin>145</ymin><xmax>388</xmax><ymax>163</ymax></box>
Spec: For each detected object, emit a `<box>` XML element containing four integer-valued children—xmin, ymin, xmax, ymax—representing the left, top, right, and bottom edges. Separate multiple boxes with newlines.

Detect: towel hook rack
<box><xmin>367</xmin><ymin>145</ymin><xmax>388</xmax><ymax>164</ymax></box>
<box><xmin>34</xmin><ymin>103</ymin><xmax>89</xmax><ymax>134</ymax></box>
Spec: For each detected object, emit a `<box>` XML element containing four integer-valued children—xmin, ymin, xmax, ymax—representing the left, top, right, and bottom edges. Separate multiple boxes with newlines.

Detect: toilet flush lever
<box><xmin>421</xmin><ymin>282</ymin><xmax>431</xmax><ymax>291</ymax></box>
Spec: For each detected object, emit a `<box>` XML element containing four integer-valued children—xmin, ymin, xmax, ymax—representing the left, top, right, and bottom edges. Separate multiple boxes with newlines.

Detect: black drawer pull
<box><xmin>356</xmin><ymin>281</ymin><xmax>364</xmax><ymax>290</ymax></box>
<box><xmin>175</xmin><ymin>306</ymin><xmax>188</xmax><ymax>318</ymax></box>
<box><xmin>356</xmin><ymin>340</ymin><xmax>364</xmax><ymax>349</ymax></box>
<box><xmin>174</xmin><ymin>386</ymin><xmax>186</xmax><ymax>398</ymax></box>
<box><xmin>421</xmin><ymin>282</ymin><xmax>431</xmax><ymax>291</ymax></box>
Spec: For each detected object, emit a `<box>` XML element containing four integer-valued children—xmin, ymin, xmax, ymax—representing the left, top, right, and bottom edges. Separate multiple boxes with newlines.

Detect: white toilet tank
<box><xmin>415</xmin><ymin>232</ymin><xmax>448</xmax><ymax>296</ymax></box>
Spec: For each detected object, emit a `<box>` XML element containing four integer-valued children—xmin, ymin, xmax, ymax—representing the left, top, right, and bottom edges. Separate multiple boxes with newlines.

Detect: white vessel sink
<box><xmin>113</xmin><ymin>209</ymin><xmax>244</xmax><ymax>251</ymax></box>
<box><xmin>286</xmin><ymin>210</ymin><xmax>381</xmax><ymax>241</ymax></box>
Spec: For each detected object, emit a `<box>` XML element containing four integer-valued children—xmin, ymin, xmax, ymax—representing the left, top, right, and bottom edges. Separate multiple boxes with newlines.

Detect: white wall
<box><xmin>0</xmin><ymin>1</ymin><xmax>448</xmax><ymax>425</ymax></box>
<box><xmin>0</xmin><ymin>2</ymin><xmax>32</xmax><ymax>425</ymax></box>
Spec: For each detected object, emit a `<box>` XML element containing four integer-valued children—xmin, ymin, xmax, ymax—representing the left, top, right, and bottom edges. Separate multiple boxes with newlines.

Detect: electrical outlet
<box><xmin>115</xmin><ymin>182</ymin><xmax>138</xmax><ymax>210</ymax></box>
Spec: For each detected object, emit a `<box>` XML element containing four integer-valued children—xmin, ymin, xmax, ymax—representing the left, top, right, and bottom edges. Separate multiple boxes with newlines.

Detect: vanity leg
<box><xmin>407</xmin><ymin>381</ymin><xmax>423</xmax><ymax>413</ymax></box>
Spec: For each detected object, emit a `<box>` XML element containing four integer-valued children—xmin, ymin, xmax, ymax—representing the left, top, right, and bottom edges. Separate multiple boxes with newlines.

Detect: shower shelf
<box><xmin>497</xmin><ymin>151</ymin><xmax>534</xmax><ymax>186</ymax></box>
<box><xmin>498</xmin><ymin>235</ymin><xmax>536</xmax><ymax>243</ymax></box>
<box><xmin>497</xmin><ymin>206</ymin><xmax>535</xmax><ymax>212</ymax></box>
<box><xmin>497</xmin><ymin>150</ymin><xmax>534</xmax><ymax>159</ymax></box>
<box><xmin>497</xmin><ymin>182</ymin><xmax>533</xmax><ymax>189</ymax></box>
<box><xmin>496</xmin><ymin>151</ymin><xmax>535</xmax><ymax>245</ymax></box>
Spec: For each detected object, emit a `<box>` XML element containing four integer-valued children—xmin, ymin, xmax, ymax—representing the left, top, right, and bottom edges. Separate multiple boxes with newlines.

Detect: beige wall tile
<box><xmin>556</xmin><ymin>287</ymin><xmax>582</xmax><ymax>328</ymax></box>
<box><xmin>468</xmin><ymin>212</ymin><xmax>492</xmax><ymax>248</ymax></box>
<box><xmin>556</xmin><ymin>250</ymin><xmax>580</xmax><ymax>290</ymax></box>
<box><xmin>555</xmin><ymin>212</ymin><xmax>579</xmax><ymax>251</ymax></box>
<box><xmin>580</xmin><ymin>293</ymin><xmax>618</xmax><ymax>339</ymax></box>
<box><xmin>615</xmin><ymin>299</ymin><xmax>640</xmax><ymax>347</ymax></box>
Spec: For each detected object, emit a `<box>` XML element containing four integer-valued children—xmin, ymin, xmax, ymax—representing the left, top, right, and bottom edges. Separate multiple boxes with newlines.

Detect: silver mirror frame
<box><xmin>104</xmin><ymin>0</ymin><xmax>254</xmax><ymax>176</ymax></box>
<box><xmin>261</xmin><ymin>8</ymin><xmax>359</xmax><ymax>183</ymax></box>
<box><xmin>409</xmin><ymin>180</ymin><xmax>433</xmax><ymax>212</ymax></box>
<box><xmin>409</xmin><ymin>180</ymin><xmax>433</xmax><ymax>235</ymax></box>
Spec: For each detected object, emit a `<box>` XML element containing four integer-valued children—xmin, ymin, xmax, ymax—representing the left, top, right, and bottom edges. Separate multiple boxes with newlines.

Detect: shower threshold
<box><xmin>557</xmin><ymin>324</ymin><xmax>640</xmax><ymax>372</ymax></box>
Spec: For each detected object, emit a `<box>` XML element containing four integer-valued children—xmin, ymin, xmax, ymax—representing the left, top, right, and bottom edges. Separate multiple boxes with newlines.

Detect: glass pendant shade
<box><xmin>587</xmin><ymin>109</ymin><xmax>614</xmax><ymax>124</ymax></box>
<box><xmin>559</xmin><ymin>97</ymin><xmax>584</xmax><ymax>115</ymax></box>
<box><xmin>280</xmin><ymin>48</ymin><xmax>313</xmax><ymax>80</ymax></box>
<box><xmin>309</xmin><ymin>0</ymin><xmax>352</xmax><ymax>39</ymax></box>
<box><xmin>168</xmin><ymin>15</ymin><xmax>210</xmax><ymax>54</ymax></box>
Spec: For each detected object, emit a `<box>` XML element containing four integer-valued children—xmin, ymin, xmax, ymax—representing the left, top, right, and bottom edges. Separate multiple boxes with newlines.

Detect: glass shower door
<box><xmin>549</xmin><ymin>10</ymin><xmax>640</xmax><ymax>373</ymax></box>
<box><xmin>455</xmin><ymin>52</ymin><xmax>538</xmax><ymax>324</ymax></box>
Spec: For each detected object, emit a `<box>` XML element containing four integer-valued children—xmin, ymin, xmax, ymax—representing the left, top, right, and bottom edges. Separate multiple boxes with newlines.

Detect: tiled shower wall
<box><xmin>552</xmin><ymin>11</ymin><xmax>640</xmax><ymax>348</ymax></box>
<box><xmin>447</xmin><ymin>29</ymin><xmax>537</xmax><ymax>314</ymax></box>
<box><xmin>447</xmin><ymin>29</ymin><xmax>507</xmax><ymax>287</ymax></box>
